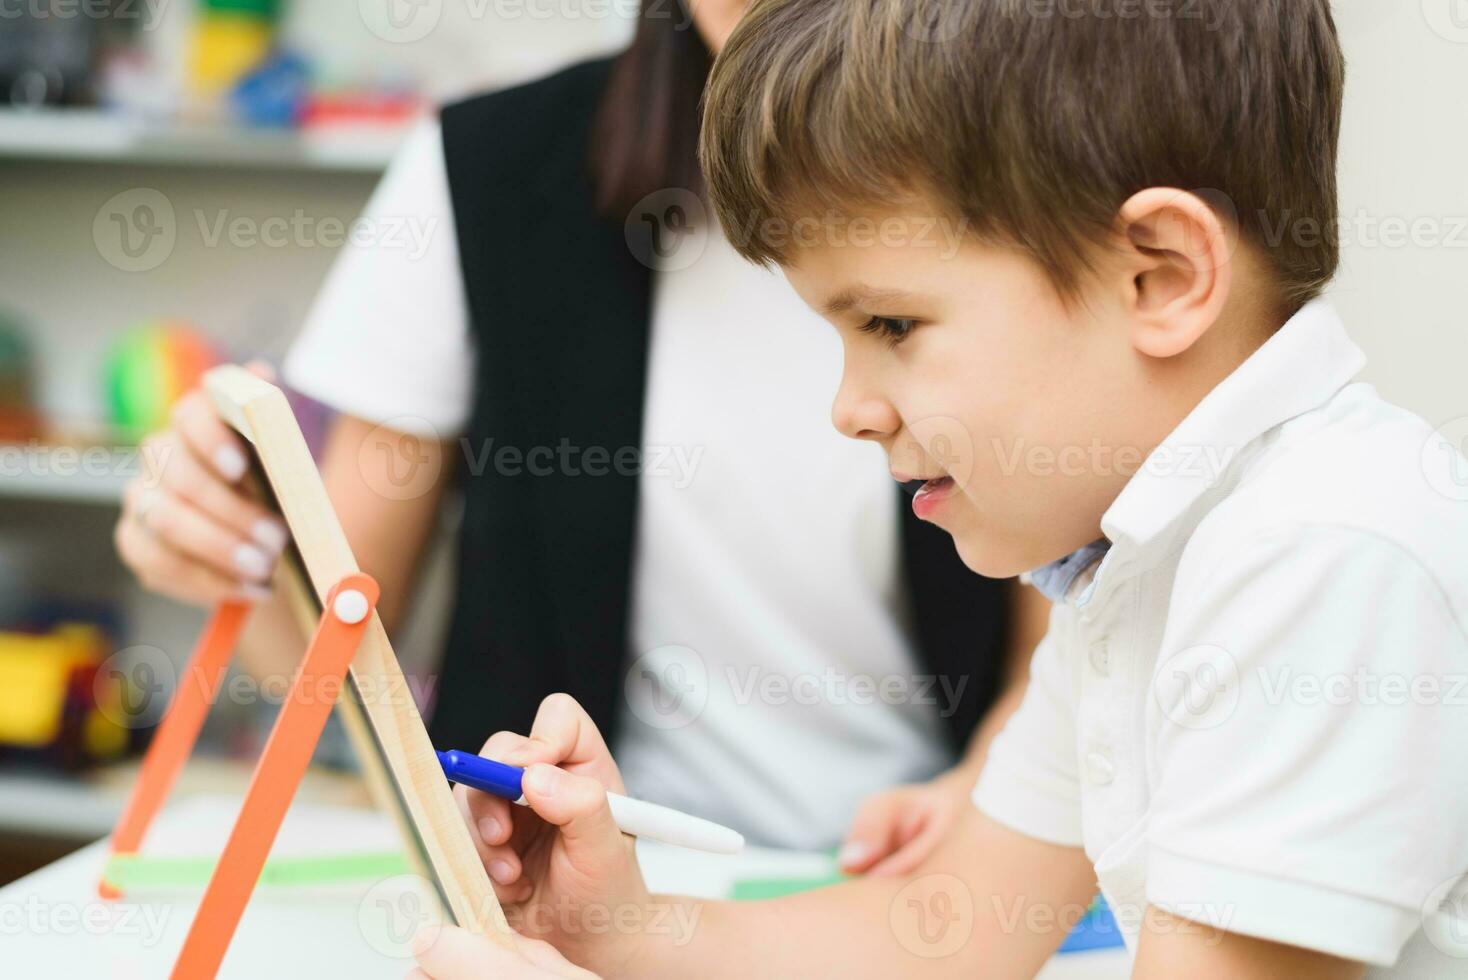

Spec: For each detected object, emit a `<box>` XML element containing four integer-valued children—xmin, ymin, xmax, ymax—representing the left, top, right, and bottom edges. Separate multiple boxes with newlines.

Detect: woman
<box><xmin>114</xmin><ymin>1</ymin><xmax>1046</xmax><ymax>869</ymax></box>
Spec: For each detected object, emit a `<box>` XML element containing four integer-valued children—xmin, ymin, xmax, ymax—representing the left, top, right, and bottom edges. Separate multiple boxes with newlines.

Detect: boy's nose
<box><xmin>831</xmin><ymin>383</ymin><xmax>900</xmax><ymax>442</ymax></box>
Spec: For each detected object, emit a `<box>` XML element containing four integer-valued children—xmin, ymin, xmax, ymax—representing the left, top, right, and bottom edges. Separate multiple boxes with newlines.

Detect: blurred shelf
<box><xmin>0</xmin><ymin>757</ymin><xmax>374</xmax><ymax>841</ymax></box>
<box><xmin>0</xmin><ymin>108</ymin><xmax>406</xmax><ymax>173</ymax></box>
<box><xmin>0</xmin><ymin>444</ymin><xmax>132</xmax><ymax>505</ymax></box>
<box><xmin>0</xmin><ymin>771</ymin><xmax>123</xmax><ymax>840</ymax></box>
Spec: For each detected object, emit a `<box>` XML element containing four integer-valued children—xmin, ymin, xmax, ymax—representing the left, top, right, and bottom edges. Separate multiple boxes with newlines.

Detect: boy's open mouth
<box><xmin>901</xmin><ymin>476</ymin><xmax>954</xmax><ymax>497</ymax></box>
<box><xmin>902</xmin><ymin>476</ymin><xmax>958</xmax><ymax>520</ymax></box>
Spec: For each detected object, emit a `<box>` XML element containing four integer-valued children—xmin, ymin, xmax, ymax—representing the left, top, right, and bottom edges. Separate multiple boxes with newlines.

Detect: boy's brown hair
<box><xmin>699</xmin><ymin>0</ymin><xmax>1346</xmax><ymax>308</ymax></box>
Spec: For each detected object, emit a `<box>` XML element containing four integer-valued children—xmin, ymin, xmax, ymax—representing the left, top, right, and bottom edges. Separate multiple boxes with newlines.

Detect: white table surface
<box><xmin>0</xmin><ymin>795</ymin><xmax>1128</xmax><ymax>978</ymax></box>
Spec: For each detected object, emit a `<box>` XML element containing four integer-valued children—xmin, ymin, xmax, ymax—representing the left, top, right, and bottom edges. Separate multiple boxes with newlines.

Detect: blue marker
<box><xmin>437</xmin><ymin>750</ymin><xmax>745</xmax><ymax>855</ymax></box>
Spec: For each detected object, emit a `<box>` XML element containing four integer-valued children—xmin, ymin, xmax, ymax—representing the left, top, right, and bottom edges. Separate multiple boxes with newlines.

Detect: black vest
<box><xmin>428</xmin><ymin>57</ymin><xmax>1010</xmax><ymax>762</ymax></box>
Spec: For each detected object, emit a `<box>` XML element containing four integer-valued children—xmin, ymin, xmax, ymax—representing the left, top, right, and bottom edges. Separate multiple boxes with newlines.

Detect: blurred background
<box><xmin>0</xmin><ymin>0</ymin><xmax>1462</xmax><ymax>885</ymax></box>
<box><xmin>0</xmin><ymin>0</ymin><xmax>632</xmax><ymax>884</ymax></box>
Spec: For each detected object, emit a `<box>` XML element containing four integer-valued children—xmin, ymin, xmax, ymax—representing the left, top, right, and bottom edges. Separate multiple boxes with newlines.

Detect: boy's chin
<box><xmin>950</xmin><ymin>533</ymin><xmax>1029</xmax><ymax>581</ymax></box>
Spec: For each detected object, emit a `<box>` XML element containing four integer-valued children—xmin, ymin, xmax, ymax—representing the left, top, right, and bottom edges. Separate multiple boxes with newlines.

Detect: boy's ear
<box><xmin>1115</xmin><ymin>188</ymin><xmax>1235</xmax><ymax>358</ymax></box>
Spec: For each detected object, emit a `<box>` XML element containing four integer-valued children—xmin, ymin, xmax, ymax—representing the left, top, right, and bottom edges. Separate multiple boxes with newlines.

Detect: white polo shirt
<box><xmin>973</xmin><ymin>300</ymin><xmax>1468</xmax><ymax>974</ymax></box>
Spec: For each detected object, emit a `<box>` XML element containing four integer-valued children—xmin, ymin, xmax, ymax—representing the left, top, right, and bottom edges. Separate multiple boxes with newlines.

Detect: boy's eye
<box><xmin>858</xmin><ymin>316</ymin><xmax>918</xmax><ymax>348</ymax></box>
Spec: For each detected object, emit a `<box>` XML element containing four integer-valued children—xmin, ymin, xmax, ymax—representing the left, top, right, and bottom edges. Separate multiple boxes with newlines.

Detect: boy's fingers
<box><xmin>478</xmin><ymin>730</ymin><xmax>540</xmax><ymax>766</ymax></box>
<box><xmin>453</xmin><ymin>783</ymin><xmax>510</xmax><ymax>876</ymax></box>
<box><xmin>412</xmin><ymin>926</ymin><xmax>593</xmax><ymax>980</ymax></box>
<box><xmin>456</xmin><ymin>715</ymin><xmax>624</xmax><ymax>895</ymax></box>
<box><xmin>451</xmin><ymin>788</ymin><xmax>533</xmax><ymax>902</ymax></box>
<box><xmin>868</xmin><ymin>821</ymin><xmax>946</xmax><ymax>877</ymax></box>
<box><xmin>520</xmin><ymin>764</ymin><xmax>624</xmax><ymax>855</ymax></box>
<box><xmin>412</xmin><ymin>925</ymin><xmax>518</xmax><ymax>980</ymax></box>
<box><xmin>525</xmin><ymin>694</ymin><xmax>621</xmax><ymax>789</ymax></box>
<box><xmin>517</xmin><ymin>937</ymin><xmax>600</xmax><ymax>978</ymax></box>
<box><xmin>474</xmin><ymin>730</ymin><xmax>564</xmax><ymax>778</ymax></box>
<box><xmin>459</xmin><ymin>731</ymin><xmax>551</xmax><ymax>847</ymax></box>
<box><xmin>481</xmin><ymin>844</ymin><xmax>523</xmax><ymax>887</ymax></box>
<box><xmin>867</xmin><ymin>790</ymin><xmax>960</xmax><ymax>877</ymax></box>
<box><xmin>457</xmin><ymin>775</ymin><xmax>517</xmax><ymax>847</ymax></box>
<box><xmin>892</xmin><ymin>803</ymin><xmax>929</xmax><ymax>852</ymax></box>
<box><xmin>839</xmin><ymin>791</ymin><xmax>904</xmax><ymax>872</ymax></box>
<box><xmin>516</xmin><ymin>937</ymin><xmax>569</xmax><ymax>969</ymax></box>
<box><xmin>496</xmin><ymin>878</ymin><xmax>536</xmax><ymax>909</ymax></box>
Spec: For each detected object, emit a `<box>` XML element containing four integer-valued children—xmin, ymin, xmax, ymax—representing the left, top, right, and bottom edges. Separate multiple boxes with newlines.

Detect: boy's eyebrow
<box><xmin>821</xmin><ymin>286</ymin><xmax>915</xmax><ymax>316</ymax></box>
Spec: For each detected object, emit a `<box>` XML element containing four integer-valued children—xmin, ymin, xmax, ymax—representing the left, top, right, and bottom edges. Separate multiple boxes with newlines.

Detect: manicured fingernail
<box><xmin>838</xmin><ymin>842</ymin><xmax>869</xmax><ymax>868</ymax></box>
<box><xmin>233</xmin><ymin>543</ymin><xmax>273</xmax><ymax>581</ymax></box>
<box><xmin>488</xmin><ymin>860</ymin><xmax>514</xmax><ymax>884</ymax></box>
<box><xmin>477</xmin><ymin>816</ymin><xmax>501</xmax><ymax>843</ymax></box>
<box><xmin>236</xmin><ymin>583</ymin><xmax>273</xmax><ymax>603</ymax></box>
<box><xmin>214</xmin><ymin>445</ymin><xmax>247</xmax><ymax>482</ymax></box>
<box><xmin>410</xmin><ymin>925</ymin><xmax>440</xmax><ymax>956</ymax></box>
<box><xmin>251</xmin><ymin>518</ymin><xmax>288</xmax><ymax>553</ymax></box>
<box><xmin>523</xmin><ymin>764</ymin><xmax>559</xmax><ymax>799</ymax></box>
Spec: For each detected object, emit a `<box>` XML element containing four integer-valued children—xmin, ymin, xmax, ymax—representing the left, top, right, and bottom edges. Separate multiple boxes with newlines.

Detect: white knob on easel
<box><xmin>333</xmin><ymin>590</ymin><xmax>370</xmax><ymax>624</ymax></box>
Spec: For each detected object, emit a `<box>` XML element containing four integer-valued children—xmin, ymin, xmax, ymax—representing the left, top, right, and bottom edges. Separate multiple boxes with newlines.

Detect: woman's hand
<box><xmin>114</xmin><ymin>363</ymin><xmax>288</xmax><ymax>606</ymax></box>
<box><xmin>455</xmin><ymin>694</ymin><xmax>655</xmax><ymax>975</ymax></box>
<box><xmin>838</xmin><ymin>769</ymin><xmax>978</xmax><ymax>877</ymax></box>
<box><xmin>409</xmin><ymin>926</ymin><xmax>602</xmax><ymax>980</ymax></box>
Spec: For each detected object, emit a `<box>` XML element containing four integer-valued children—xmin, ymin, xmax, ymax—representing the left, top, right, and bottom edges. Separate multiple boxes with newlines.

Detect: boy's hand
<box><xmin>409</xmin><ymin>925</ymin><xmax>602</xmax><ymax>980</ymax></box>
<box><xmin>839</xmin><ymin>770</ymin><xmax>975</xmax><ymax>876</ymax></box>
<box><xmin>454</xmin><ymin>694</ymin><xmax>653</xmax><ymax>973</ymax></box>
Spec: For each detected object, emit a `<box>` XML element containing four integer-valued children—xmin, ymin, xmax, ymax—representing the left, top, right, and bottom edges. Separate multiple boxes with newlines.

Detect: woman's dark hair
<box><xmin>589</xmin><ymin>5</ymin><xmax>713</xmax><ymax>218</ymax></box>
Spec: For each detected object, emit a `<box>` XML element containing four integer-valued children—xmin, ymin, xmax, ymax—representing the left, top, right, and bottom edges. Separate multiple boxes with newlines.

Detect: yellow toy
<box><xmin>0</xmin><ymin>625</ymin><xmax>127</xmax><ymax>764</ymax></box>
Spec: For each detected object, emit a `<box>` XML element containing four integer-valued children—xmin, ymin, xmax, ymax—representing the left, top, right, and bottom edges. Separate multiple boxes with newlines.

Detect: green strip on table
<box><xmin>103</xmin><ymin>851</ymin><xmax>410</xmax><ymax>892</ymax></box>
<box><xmin>730</xmin><ymin>872</ymin><xmax>849</xmax><ymax>901</ymax></box>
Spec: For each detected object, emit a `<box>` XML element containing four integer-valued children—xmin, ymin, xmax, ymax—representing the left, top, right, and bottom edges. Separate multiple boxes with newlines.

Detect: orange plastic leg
<box><xmin>170</xmin><ymin>574</ymin><xmax>379</xmax><ymax>980</ymax></box>
<box><xmin>101</xmin><ymin>601</ymin><xmax>251</xmax><ymax>899</ymax></box>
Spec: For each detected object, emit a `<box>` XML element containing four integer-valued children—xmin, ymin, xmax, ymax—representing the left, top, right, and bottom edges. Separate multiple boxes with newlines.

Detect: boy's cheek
<box><xmin>901</xmin><ymin>415</ymin><xmax>980</xmax><ymax>485</ymax></box>
<box><xmin>948</xmin><ymin>467</ymin><xmax>1081</xmax><ymax>579</ymax></box>
<box><xmin>948</xmin><ymin>516</ymin><xmax>1032</xmax><ymax>580</ymax></box>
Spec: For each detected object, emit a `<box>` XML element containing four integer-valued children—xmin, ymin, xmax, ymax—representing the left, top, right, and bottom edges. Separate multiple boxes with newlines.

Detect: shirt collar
<box><xmin>1100</xmin><ymin>298</ymin><xmax>1366</xmax><ymax>558</ymax></box>
<box><xmin>1022</xmin><ymin>300</ymin><xmax>1365</xmax><ymax>602</ymax></box>
<box><xmin>1028</xmin><ymin>538</ymin><xmax>1112</xmax><ymax>604</ymax></box>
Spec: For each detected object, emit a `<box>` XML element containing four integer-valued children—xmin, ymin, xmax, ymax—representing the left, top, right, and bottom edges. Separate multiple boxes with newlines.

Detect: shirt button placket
<box><xmin>1085</xmin><ymin>748</ymin><xmax>1116</xmax><ymax>786</ymax></box>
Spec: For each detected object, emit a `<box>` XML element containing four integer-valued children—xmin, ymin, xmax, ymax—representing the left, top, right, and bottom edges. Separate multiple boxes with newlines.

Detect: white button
<box><xmin>1085</xmin><ymin>749</ymin><xmax>1115</xmax><ymax>786</ymax></box>
<box><xmin>1089</xmin><ymin>639</ymin><xmax>1111</xmax><ymax>676</ymax></box>
<box><xmin>333</xmin><ymin>589</ymin><xmax>370</xmax><ymax>624</ymax></box>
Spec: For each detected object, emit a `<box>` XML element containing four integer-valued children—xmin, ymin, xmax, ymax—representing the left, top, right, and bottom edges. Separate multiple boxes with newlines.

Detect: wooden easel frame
<box><xmin>101</xmin><ymin>366</ymin><xmax>510</xmax><ymax>977</ymax></box>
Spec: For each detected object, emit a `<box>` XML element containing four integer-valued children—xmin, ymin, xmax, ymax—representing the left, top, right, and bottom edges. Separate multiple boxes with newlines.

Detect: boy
<box><xmin>412</xmin><ymin>1</ymin><xmax>1468</xmax><ymax>977</ymax></box>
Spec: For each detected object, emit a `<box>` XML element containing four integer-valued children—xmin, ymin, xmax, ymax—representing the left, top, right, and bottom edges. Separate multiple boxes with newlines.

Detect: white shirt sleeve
<box><xmin>971</xmin><ymin>606</ymin><xmax>1085</xmax><ymax>848</ymax></box>
<box><xmin>282</xmin><ymin>116</ymin><xmax>475</xmax><ymax>438</ymax></box>
<box><xmin>1145</xmin><ymin>522</ymin><xmax>1468</xmax><ymax>966</ymax></box>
